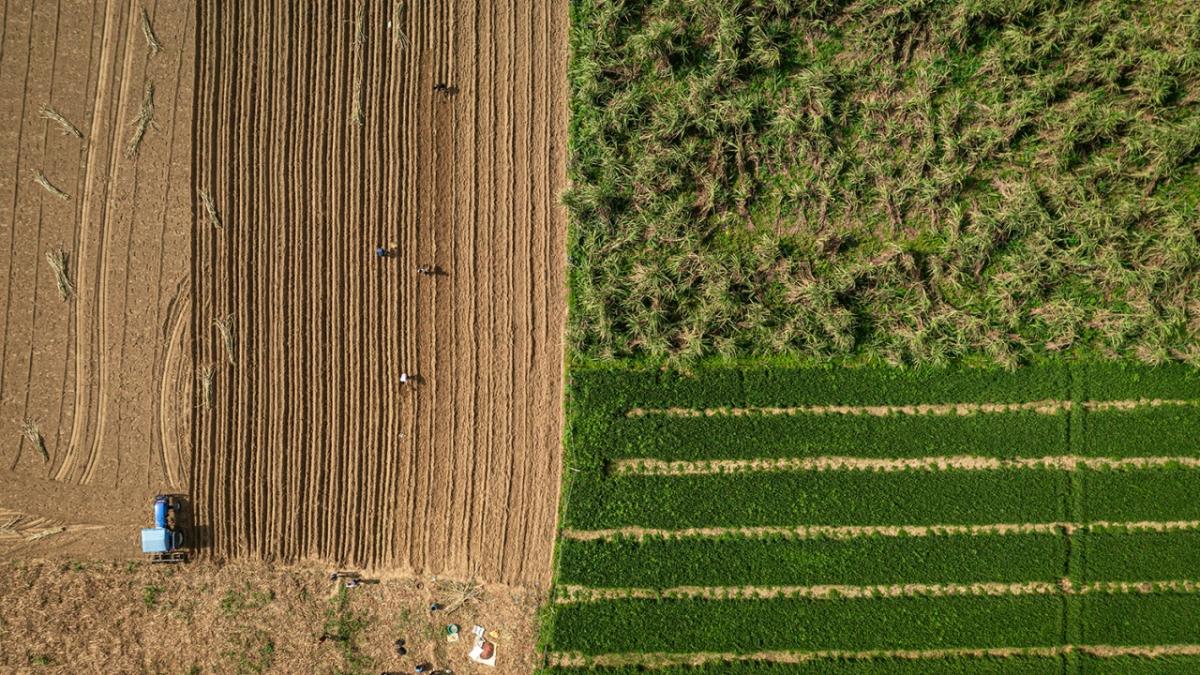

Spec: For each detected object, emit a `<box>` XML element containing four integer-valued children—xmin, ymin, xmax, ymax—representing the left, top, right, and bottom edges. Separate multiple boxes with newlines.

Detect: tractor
<box><xmin>141</xmin><ymin>494</ymin><xmax>187</xmax><ymax>563</ymax></box>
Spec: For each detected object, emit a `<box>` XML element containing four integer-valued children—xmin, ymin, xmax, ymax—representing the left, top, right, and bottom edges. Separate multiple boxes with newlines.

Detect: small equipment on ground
<box><xmin>141</xmin><ymin>494</ymin><xmax>186</xmax><ymax>563</ymax></box>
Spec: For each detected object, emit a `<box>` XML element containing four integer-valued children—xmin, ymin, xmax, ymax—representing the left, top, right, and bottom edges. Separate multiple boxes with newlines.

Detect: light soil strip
<box><xmin>561</xmin><ymin>520</ymin><xmax>1200</xmax><ymax>542</ymax></box>
<box><xmin>626</xmin><ymin>398</ymin><xmax>1200</xmax><ymax>418</ymax></box>
<box><xmin>547</xmin><ymin>644</ymin><xmax>1200</xmax><ymax>669</ymax></box>
<box><xmin>612</xmin><ymin>455</ymin><xmax>1200</xmax><ymax>476</ymax></box>
<box><xmin>555</xmin><ymin>579</ymin><xmax>1200</xmax><ymax>604</ymax></box>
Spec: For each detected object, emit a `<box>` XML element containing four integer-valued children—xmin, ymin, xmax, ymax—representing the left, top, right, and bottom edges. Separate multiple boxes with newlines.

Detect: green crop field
<box><xmin>544</xmin><ymin>0</ymin><xmax>1200</xmax><ymax>672</ymax></box>
<box><xmin>540</xmin><ymin>364</ymin><xmax>1200</xmax><ymax>671</ymax></box>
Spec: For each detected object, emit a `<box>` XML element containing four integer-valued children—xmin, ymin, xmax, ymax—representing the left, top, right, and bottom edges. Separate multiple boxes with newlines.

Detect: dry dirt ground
<box><xmin>191</xmin><ymin>0</ymin><xmax>567</xmax><ymax>585</ymax></box>
<box><xmin>0</xmin><ymin>559</ymin><xmax>545</xmax><ymax>673</ymax></box>
<box><xmin>0</xmin><ymin>0</ymin><xmax>195</xmax><ymax>559</ymax></box>
<box><xmin>1</xmin><ymin>0</ymin><xmax>565</xmax><ymax>669</ymax></box>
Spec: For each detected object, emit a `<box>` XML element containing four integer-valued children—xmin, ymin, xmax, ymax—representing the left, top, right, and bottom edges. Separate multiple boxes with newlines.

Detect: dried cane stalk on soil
<box><xmin>125</xmin><ymin>81</ymin><xmax>156</xmax><ymax>158</ymax></box>
<box><xmin>21</xmin><ymin>418</ymin><xmax>49</xmax><ymax>463</ymax></box>
<box><xmin>140</xmin><ymin>6</ymin><xmax>162</xmax><ymax>56</ymax></box>
<box><xmin>213</xmin><ymin>315</ymin><xmax>236</xmax><ymax>365</ymax></box>
<box><xmin>353</xmin><ymin>2</ymin><xmax>366</xmax><ymax>47</ymax></box>
<box><xmin>351</xmin><ymin>78</ymin><xmax>364</xmax><ymax>126</ymax></box>
<box><xmin>435</xmin><ymin>578</ymin><xmax>484</xmax><ymax>614</ymax></box>
<box><xmin>200</xmin><ymin>189</ymin><xmax>222</xmax><ymax>228</ymax></box>
<box><xmin>32</xmin><ymin>170</ymin><xmax>69</xmax><ymax>200</ymax></box>
<box><xmin>39</xmin><ymin>105</ymin><xmax>83</xmax><ymax>139</ymax></box>
<box><xmin>45</xmin><ymin>248</ymin><xmax>74</xmax><ymax>301</ymax></box>
<box><xmin>198</xmin><ymin>365</ymin><xmax>214</xmax><ymax>409</ymax></box>
<box><xmin>392</xmin><ymin>1</ymin><xmax>410</xmax><ymax>49</ymax></box>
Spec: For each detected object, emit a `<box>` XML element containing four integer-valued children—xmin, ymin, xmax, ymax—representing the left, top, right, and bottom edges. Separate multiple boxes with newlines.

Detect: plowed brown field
<box><xmin>191</xmin><ymin>0</ymin><xmax>566</xmax><ymax>584</ymax></box>
<box><xmin>0</xmin><ymin>1</ymin><xmax>194</xmax><ymax>559</ymax></box>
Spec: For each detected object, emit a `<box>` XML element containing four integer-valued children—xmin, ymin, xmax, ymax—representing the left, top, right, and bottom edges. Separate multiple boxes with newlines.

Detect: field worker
<box><xmin>400</xmin><ymin>373</ymin><xmax>409</xmax><ymax>385</ymax></box>
<box><xmin>346</xmin><ymin>578</ymin><xmax>361</xmax><ymax>589</ymax></box>
<box><xmin>417</xmin><ymin>265</ymin><xmax>432</xmax><ymax>275</ymax></box>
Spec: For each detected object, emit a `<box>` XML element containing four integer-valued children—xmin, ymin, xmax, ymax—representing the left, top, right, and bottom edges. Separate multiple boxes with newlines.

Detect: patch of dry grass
<box><xmin>213</xmin><ymin>315</ymin><xmax>236</xmax><ymax>365</ymax></box>
<box><xmin>200</xmin><ymin>189</ymin><xmax>222</xmax><ymax>228</ymax></box>
<box><xmin>39</xmin><ymin>105</ymin><xmax>83</xmax><ymax>139</ymax></box>
<box><xmin>125</xmin><ymin>81</ymin><xmax>155</xmax><ymax>158</ymax></box>
<box><xmin>140</xmin><ymin>6</ymin><xmax>162</xmax><ymax>56</ymax></box>
<box><xmin>20</xmin><ymin>418</ymin><xmax>48</xmax><ymax>464</ymax></box>
<box><xmin>198</xmin><ymin>364</ymin><xmax>214</xmax><ymax>409</ymax></box>
<box><xmin>45</xmin><ymin>247</ymin><xmax>74</xmax><ymax>301</ymax></box>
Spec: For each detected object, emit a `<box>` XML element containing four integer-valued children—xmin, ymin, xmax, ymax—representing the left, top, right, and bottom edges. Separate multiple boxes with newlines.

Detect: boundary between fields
<box><xmin>610</xmin><ymin>455</ymin><xmax>1200</xmax><ymax>475</ymax></box>
<box><xmin>545</xmin><ymin>643</ymin><xmax>1200</xmax><ymax>669</ymax></box>
<box><xmin>560</xmin><ymin>519</ymin><xmax>1200</xmax><ymax>541</ymax></box>
<box><xmin>553</xmin><ymin>578</ymin><xmax>1200</xmax><ymax>604</ymax></box>
<box><xmin>625</xmin><ymin>398</ymin><xmax>1199</xmax><ymax>418</ymax></box>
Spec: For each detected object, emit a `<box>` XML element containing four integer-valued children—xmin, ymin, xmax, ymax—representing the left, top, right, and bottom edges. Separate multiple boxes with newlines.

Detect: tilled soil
<box><xmin>191</xmin><ymin>0</ymin><xmax>567</xmax><ymax>584</ymax></box>
<box><xmin>0</xmin><ymin>0</ymin><xmax>194</xmax><ymax>559</ymax></box>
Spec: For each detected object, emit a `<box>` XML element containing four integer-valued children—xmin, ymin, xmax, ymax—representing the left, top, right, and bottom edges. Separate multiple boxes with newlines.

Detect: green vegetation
<box><xmin>1080</xmin><ymin>530</ymin><xmax>1200</xmax><ymax>581</ymax></box>
<box><xmin>565</xmin><ymin>469</ymin><xmax>1066</xmax><ymax>529</ymax></box>
<box><xmin>1079</xmin><ymin>593</ymin><xmax>1200</xmax><ymax>644</ymax></box>
<box><xmin>606</xmin><ymin>410</ymin><xmax>1067</xmax><ymax>460</ymax></box>
<box><xmin>219</xmin><ymin>586</ymin><xmax>275</xmax><ymax>617</ymax></box>
<box><xmin>546</xmin><ymin>361</ymin><xmax>1200</xmax><ymax>669</ymax></box>
<box><xmin>567</xmin><ymin>0</ymin><xmax>1200</xmax><ymax>366</ymax></box>
<box><xmin>542</xmin><ymin>656</ymin><xmax>1064</xmax><ymax>673</ymax></box>
<box><xmin>549</xmin><ymin>595</ymin><xmax>1064</xmax><ymax>654</ymax></box>
<box><xmin>554</xmin><ymin>0</ymin><xmax>1200</xmax><ymax>663</ymax></box>
<box><xmin>323</xmin><ymin>587</ymin><xmax>374</xmax><ymax>674</ymax></box>
<box><xmin>558</xmin><ymin>533</ymin><xmax>1066</xmax><ymax>587</ymax></box>
<box><xmin>1081</xmin><ymin>468</ymin><xmax>1200</xmax><ymax>521</ymax></box>
<box><xmin>142</xmin><ymin>584</ymin><xmax>164</xmax><ymax>608</ymax></box>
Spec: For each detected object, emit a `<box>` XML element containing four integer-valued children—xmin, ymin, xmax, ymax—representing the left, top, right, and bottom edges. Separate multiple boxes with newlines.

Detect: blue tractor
<box><xmin>141</xmin><ymin>495</ymin><xmax>186</xmax><ymax>563</ymax></box>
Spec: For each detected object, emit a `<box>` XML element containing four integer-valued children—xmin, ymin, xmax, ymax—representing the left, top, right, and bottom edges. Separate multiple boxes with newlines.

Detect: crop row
<box><xmin>557</xmin><ymin>530</ymin><xmax>1200</xmax><ymax>589</ymax></box>
<box><xmin>558</xmin><ymin>533</ymin><xmax>1067</xmax><ymax>587</ymax></box>
<box><xmin>600</xmin><ymin>411</ymin><xmax>1068</xmax><ymax>461</ymax></box>
<box><xmin>541</xmin><ymin>654</ymin><xmax>1200</xmax><ymax>674</ymax></box>
<box><xmin>566</xmin><ymin>468</ymin><xmax>1200</xmax><ymax>530</ymax></box>
<box><xmin>568</xmin><ymin>363</ymin><xmax>1072</xmax><ymax>412</ymax></box>
<box><xmin>547</xmin><ymin>594</ymin><xmax>1200</xmax><ymax>655</ymax></box>
<box><xmin>564</xmin><ymin>470</ymin><xmax>1069</xmax><ymax>530</ymax></box>
<box><xmin>571</xmin><ymin>375</ymin><xmax>1200</xmax><ymax>466</ymax></box>
<box><xmin>569</xmin><ymin>362</ymin><xmax>1200</xmax><ymax>413</ymax></box>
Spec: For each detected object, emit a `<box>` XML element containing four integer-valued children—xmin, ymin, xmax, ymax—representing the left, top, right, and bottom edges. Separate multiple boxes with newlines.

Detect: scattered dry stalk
<box><xmin>436</xmin><ymin>578</ymin><xmax>484</xmax><ymax>614</ymax></box>
<box><xmin>198</xmin><ymin>364</ymin><xmax>214</xmax><ymax>409</ymax></box>
<box><xmin>39</xmin><ymin>105</ymin><xmax>83</xmax><ymax>139</ymax></box>
<box><xmin>32</xmin><ymin>170</ymin><xmax>69</xmax><ymax>200</ymax></box>
<box><xmin>351</xmin><ymin>78</ymin><xmax>364</xmax><ymax>126</ymax></box>
<box><xmin>200</xmin><ymin>189</ymin><xmax>222</xmax><ymax>228</ymax></box>
<box><xmin>392</xmin><ymin>1</ymin><xmax>410</xmax><ymax>49</ymax></box>
<box><xmin>125</xmin><ymin>81</ymin><xmax>156</xmax><ymax>158</ymax></box>
<box><xmin>140</xmin><ymin>6</ymin><xmax>162</xmax><ymax>55</ymax></box>
<box><xmin>213</xmin><ymin>315</ymin><xmax>236</xmax><ymax>365</ymax></box>
<box><xmin>21</xmin><ymin>418</ymin><xmax>49</xmax><ymax>463</ymax></box>
<box><xmin>354</xmin><ymin>2</ymin><xmax>366</xmax><ymax>47</ymax></box>
<box><xmin>45</xmin><ymin>248</ymin><xmax>74</xmax><ymax>300</ymax></box>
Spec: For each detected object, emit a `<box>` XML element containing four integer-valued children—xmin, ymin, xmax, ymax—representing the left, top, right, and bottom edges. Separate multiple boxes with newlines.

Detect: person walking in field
<box><xmin>417</xmin><ymin>265</ymin><xmax>432</xmax><ymax>275</ymax></box>
<box><xmin>400</xmin><ymin>372</ymin><xmax>410</xmax><ymax>385</ymax></box>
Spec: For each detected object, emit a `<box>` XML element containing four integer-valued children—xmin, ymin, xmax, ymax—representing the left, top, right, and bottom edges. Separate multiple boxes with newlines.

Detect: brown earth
<box><xmin>190</xmin><ymin>0</ymin><xmax>567</xmax><ymax>584</ymax></box>
<box><xmin>1</xmin><ymin>0</ymin><xmax>565</xmax><ymax>667</ymax></box>
<box><xmin>0</xmin><ymin>0</ymin><xmax>195</xmax><ymax>560</ymax></box>
<box><xmin>0</xmin><ymin>559</ymin><xmax>544</xmax><ymax>673</ymax></box>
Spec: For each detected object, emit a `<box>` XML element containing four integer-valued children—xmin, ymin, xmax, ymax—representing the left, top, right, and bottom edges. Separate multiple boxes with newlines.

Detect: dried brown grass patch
<box><xmin>39</xmin><ymin>105</ymin><xmax>83</xmax><ymax>139</ymax></box>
